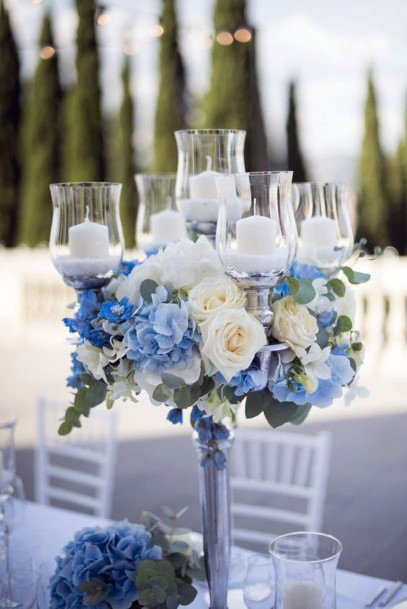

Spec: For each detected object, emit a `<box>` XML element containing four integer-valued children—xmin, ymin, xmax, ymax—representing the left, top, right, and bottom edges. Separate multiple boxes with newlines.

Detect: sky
<box><xmin>7</xmin><ymin>0</ymin><xmax>407</xmax><ymax>181</ymax></box>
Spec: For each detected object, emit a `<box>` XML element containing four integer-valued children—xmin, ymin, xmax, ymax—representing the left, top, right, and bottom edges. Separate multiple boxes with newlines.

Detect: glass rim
<box><xmin>268</xmin><ymin>531</ymin><xmax>343</xmax><ymax>564</ymax></box>
<box><xmin>50</xmin><ymin>182</ymin><xmax>122</xmax><ymax>188</ymax></box>
<box><xmin>175</xmin><ymin>128</ymin><xmax>246</xmax><ymax>136</ymax></box>
<box><xmin>234</xmin><ymin>171</ymin><xmax>293</xmax><ymax>178</ymax></box>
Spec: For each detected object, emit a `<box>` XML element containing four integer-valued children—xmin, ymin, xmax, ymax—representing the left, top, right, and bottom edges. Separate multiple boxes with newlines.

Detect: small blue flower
<box><xmin>273</xmin><ymin>263</ymin><xmax>326</xmax><ymax>298</ymax></box>
<box><xmin>63</xmin><ymin>290</ymin><xmax>110</xmax><ymax>349</ymax></box>
<box><xmin>318</xmin><ymin>310</ymin><xmax>336</xmax><ymax>328</ymax></box>
<box><xmin>331</xmin><ymin>343</ymin><xmax>349</xmax><ymax>356</ymax></box>
<box><xmin>98</xmin><ymin>299</ymin><xmax>134</xmax><ymax>323</ymax></box>
<box><xmin>66</xmin><ymin>352</ymin><xmax>86</xmax><ymax>389</ymax></box>
<box><xmin>167</xmin><ymin>408</ymin><xmax>183</xmax><ymax>425</ymax></box>
<box><xmin>118</xmin><ymin>260</ymin><xmax>138</xmax><ymax>276</ymax></box>
<box><xmin>216</xmin><ymin>364</ymin><xmax>267</xmax><ymax>397</ymax></box>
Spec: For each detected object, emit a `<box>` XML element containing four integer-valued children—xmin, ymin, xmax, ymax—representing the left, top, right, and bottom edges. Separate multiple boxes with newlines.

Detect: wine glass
<box><xmin>135</xmin><ymin>174</ymin><xmax>187</xmax><ymax>253</ymax></box>
<box><xmin>243</xmin><ymin>554</ymin><xmax>274</xmax><ymax>609</ymax></box>
<box><xmin>49</xmin><ymin>182</ymin><xmax>124</xmax><ymax>291</ymax></box>
<box><xmin>293</xmin><ymin>182</ymin><xmax>354</xmax><ymax>274</ymax></box>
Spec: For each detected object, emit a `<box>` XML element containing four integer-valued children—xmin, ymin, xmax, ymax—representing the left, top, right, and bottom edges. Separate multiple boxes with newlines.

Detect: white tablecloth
<box><xmin>11</xmin><ymin>502</ymin><xmax>407</xmax><ymax>608</ymax></box>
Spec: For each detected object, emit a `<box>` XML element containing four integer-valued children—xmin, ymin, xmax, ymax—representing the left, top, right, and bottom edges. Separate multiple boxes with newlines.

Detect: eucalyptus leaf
<box><xmin>162</xmin><ymin>373</ymin><xmax>186</xmax><ymax>389</ymax></box>
<box><xmin>327</xmin><ymin>278</ymin><xmax>346</xmax><ymax>297</ymax></box>
<box><xmin>153</xmin><ymin>384</ymin><xmax>172</xmax><ymax>403</ymax></box>
<box><xmin>341</xmin><ymin>266</ymin><xmax>370</xmax><ymax>284</ymax></box>
<box><xmin>245</xmin><ymin>394</ymin><xmax>265</xmax><ymax>419</ymax></box>
<box><xmin>334</xmin><ymin>315</ymin><xmax>352</xmax><ymax>336</ymax></box>
<box><xmin>290</xmin><ymin>404</ymin><xmax>312</xmax><ymax>425</ymax></box>
<box><xmin>177</xmin><ymin>583</ymin><xmax>198</xmax><ymax>606</ymax></box>
<box><xmin>293</xmin><ymin>279</ymin><xmax>316</xmax><ymax>305</ymax></box>
<box><xmin>140</xmin><ymin>279</ymin><xmax>159</xmax><ymax>302</ymax></box>
<box><xmin>58</xmin><ymin>422</ymin><xmax>72</xmax><ymax>436</ymax></box>
<box><xmin>173</xmin><ymin>386</ymin><xmax>201</xmax><ymax>409</ymax></box>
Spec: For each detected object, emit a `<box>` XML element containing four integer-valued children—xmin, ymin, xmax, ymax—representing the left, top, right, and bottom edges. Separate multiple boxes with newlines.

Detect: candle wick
<box><xmin>206</xmin><ymin>155</ymin><xmax>212</xmax><ymax>172</ymax></box>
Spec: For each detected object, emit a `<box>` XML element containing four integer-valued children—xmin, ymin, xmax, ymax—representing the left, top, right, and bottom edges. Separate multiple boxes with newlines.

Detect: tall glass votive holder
<box><xmin>175</xmin><ymin>129</ymin><xmax>246</xmax><ymax>244</ymax></box>
<box><xmin>269</xmin><ymin>532</ymin><xmax>342</xmax><ymax>609</ymax></box>
<box><xmin>293</xmin><ymin>183</ymin><xmax>354</xmax><ymax>275</ymax></box>
<box><xmin>135</xmin><ymin>174</ymin><xmax>187</xmax><ymax>254</ymax></box>
<box><xmin>49</xmin><ymin>182</ymin><xmax>124</xmax><ymax>291</ymax></box>
<box><xmin>216</xmin><ymin>171</ymin><xmax>297</xmax><ymax>333</ymax></box>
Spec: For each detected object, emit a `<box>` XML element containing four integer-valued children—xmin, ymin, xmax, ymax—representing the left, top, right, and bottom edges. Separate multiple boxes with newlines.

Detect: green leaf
<box><xmin>138</xmin><ymin>589</ymin><xmax>160</xmax><ymax>607</ymax></box>
<box><xmin>290</xmin><ymin>404</ymin><xmax>312</xmax><ymax>425</ymax></box>
<box><xmin>166</xmin><ymin>593</ymin><xmax>181</xmax><ymax>609</ymax></box>
<box><xmin>245</xmin><ymin>394</ymin><xmax>265</xmax><ymax>419</ymax></box>
<box><xmin>173</xmin><ymin>386</ymin><xmax>200</xmax><ymax>409</ymax></box>
<box><xmin>352</xmin><ymin>342</ymin><xmax>363</xmax><ymax>352</ymax></box>
<box><xmin>167</xmin><ymin>553</ymin><xmax>187</xmax><ymax>570</ymax></box>
<box><xmin>65</xmin><ymin>406</ymin><xmax>81</xmax><ymax>426</ymax></box>
<box><xmin>327</xmin><ymin>278</ymin><xmax>346</xmax><ymax>297</ymax></box>
<box><xmin>153</xmin><ymin>384</ymin><xmax>172</xmax><ymax>403</ymax></box>
<box><xmin>140</xmin><ymin>279</ymin><xmax>159</xmax><ymax>302</ymax></box>
<box><xmin>334</xmin><ymin>315</ymin><xmax>352</xmax><ymax>336</ymax></box>
<box><xmin>286</xmin><ymin>276</ymin><xmax>299</xmax><ymax>295</ymax></box>
<box><xmin>178</xmin><ymin>583</ymin><xmax>198</xmax><ymax>606</ymax></box>
<box><xmin>264</xmin><ymin>401</ymin><xmax>300</xmax><ymax>428</ymax></box>
<box><xmin>78</xmin><ymin>578</ymin><xmax>108</xmax><ymax>606</ymax></box>
<box><xmin>58</xmin><ymin>422</ymin><xmax>72</xmax><ymax>436</ymax></box>
<box><xmin>341</xmin><ymin>266</ymin><xmax>370</xmax><ymax>284</ymax></box>
<box><xmin>294</xmin><ymin>279</ymin><xmax>316</xmax><ymax>305</ymax></box>
<box><xmin>162</xmin><ymin>373</ymin><xmax>186</xmax><ymax>389</ymax></box>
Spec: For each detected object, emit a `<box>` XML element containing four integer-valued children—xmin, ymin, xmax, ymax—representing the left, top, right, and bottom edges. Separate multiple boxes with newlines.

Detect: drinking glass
<box><xmin>216</xmin><ymin>171</ymin><xmax>297</xmax><ymax>331</ymax></box>
<box><xmin>49</xmin><ymin>182</ymin><xmax>124</xmax><ymax>291</ymax></box>
<box><xmin>269</xmin><ymin>532</ymin><xmax>342</xmax><ymax>609</ymax></box>
<box><xmin>175</xmin><ymin>129</ymin><xmax>246</xmax><ymax>244</ymax></box>
<box><xmin>292</xmin><ymin>183</ymin><xmax>354</xmax><ymax>274</ymax></box>
<box><xmin>243</xmin><ymin>554</ymin><xmax>274</xmax><ymax>609</ymax></box>
<box><xmin>135</xmin><ymin>174</ymin><xmax>187</xmax><ymax>253</ymax></box>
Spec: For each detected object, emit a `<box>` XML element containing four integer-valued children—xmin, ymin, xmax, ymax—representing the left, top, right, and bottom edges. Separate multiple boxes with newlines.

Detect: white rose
<box><xmin>201</xmin><ymin>308</ymin><xmax>266</xmax><ymax>382</ymax></box>
<box><xmin>271</xmin><ymin>296</ymin><xmax>318</xmax><ymax>355</ymax></box>
<box><xmin>116</xmin><ymin>250</ymin><xmax>165</xmax><ymax>304</ymax></box>
<box><xmin>160</xmin><ymin>236</ymin><xmax>224</xmax><ymax>289</ymax></box>
<box><xmin>76</xmin><ymin>341</ymin><xmax>109</xmax><ymax>383</ymax></box>
<box><xmin>189</xmin><ymin>277</ymin><xmax>246</xmax><ymax>325</ymax></box>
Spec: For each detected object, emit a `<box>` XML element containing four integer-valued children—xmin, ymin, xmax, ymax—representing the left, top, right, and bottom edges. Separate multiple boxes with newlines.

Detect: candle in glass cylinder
<box><xmin>189</xmin><ymin>156</ymin><xmax>220</xmax><ymax>200</ymax></box>
<box><xmin>284</xmin><ymin>581</ymin><xmax>323</xmax><ymax>609</ymax></box>
<box><xmin>301</xmin><ymin>215</ymin><xmax>337</xmax><ymax>247</ymax></box>
<box><xmin>150</xmin><ymin>209</ymin><xmax>187</xmax><ymax>244</ymax></box>
<box><xmin>69</xmin><ymin>211</ymin><xmax>110</xmax><ymax>258</ymax></box>
<box><xmin>236</xmin><ymin>215</ymin><xmax>277</xmax><ymax>254</ymax></box>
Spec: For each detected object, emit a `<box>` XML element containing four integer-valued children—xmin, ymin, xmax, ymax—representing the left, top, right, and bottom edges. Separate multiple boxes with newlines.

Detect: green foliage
<box><xmin>58</xmin><ymin>376</ymin><xmax>107</xmax><ymax>435</ymax></box>
<box><xmin>140</xmin><ymin>279</ymin><xmax>160</xmax><ymax>302</ymax></box>
<box><xmin>327</xmin><ymin>278</ymin><xmax>346</xmax><ymax>297</ymax></box>
<box><xmin>333</xmin><ymin>315</ymin><xmax>352</xmax><ymax>336</ymax></box>
<box><xmin>341</xmin><ymin>266</ymin><xmax>370</xmax><ymax>284</ymax></box>
<box><xmin>78</xmin><ymin>578</ymin><xmax>108</xmax><ymax>606</ymax></box>
<box><xmin>286</xmin><ymin>80</ymin><xmax>308</xmax><ymax>182</ymax></box>
<box><xmin>386</xmin><ymin>140</ymin><xmax>407</xmax><ymax>254</ymax></box>
<box><xmin>151</xmin><ymin>363</ymin><xmax>215</xmax><ymax>409</ymax></box>
<box><xmin>246</xmin><ymin>389</ymin><xmax>311</xmax><ymax>428</ymax></box>
<box><xmin>118</xmin><ymin>56</ymin><xmax>138</xmax><ymax>248</ymax></box>
<box><xmin>204</xmin><ymin>1</ymin><xmax>268</xmax><ymax>170</ymax></box>
<box><xmin>358</xmin><ymin>71</ymin><xmax>388</xmax><ymax>248</ymax></box>
<box><xmin>152</xmin><ymin>0</ymin><xmax>187</xmax><ymax>172</ymax></box>
<box><xmin>19</xmin><ymin>13</ymin><xmax>62</xmax><ymax>246</ymax></box>
<box><xmin>0</xmin><ymin>0</ymin><xmax>20</xmax><ymax>246</ymax></box>
<box><xmin>286</xmin><ymin>276</ymin><xmax>316</xmax><ymax>304</ymax></box>
<box><xmin>63</xmin><ymin>0</ymin><xmax>105</xmax><ymax>181</ymax></box>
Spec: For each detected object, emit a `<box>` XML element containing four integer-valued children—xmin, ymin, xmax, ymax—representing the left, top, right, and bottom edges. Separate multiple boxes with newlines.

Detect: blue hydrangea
<box><xmin>167</xmin><ymin>408</ymin><xmax>183</xmax><ymax>425</ymax></box>
<box><xmin>63</xmin><ymin>291</ymin><xmax>110</xmax><ymax>349</ymax></box>
<box><xmin>216</xmin><ymin>364</ymin><xmax>267</xmax><ymax>397</ymax></box>
<box><xmin>318</xmin><ymin>310</ymin><xmax>336</xmax><ymax>328</ymax></box>
<box><xmin>273</xmin><ymin>263</ymin><xmax>326</xmax><ymax>297</ymax></box>
<box><xmin>269</xmin><ymin>354</ymin><xmax>355</xmax><ymax>409</ymax></box>
<box><xmin>49</xmin><ymin>523</ymin><xmax>162</xmax><ymax>609</ymax></box>
<box><xmin>98</xmin><ymin>299</ymin><xmax>134</xmax><ymax>324</ymax></box>
<box><xmin>66</xmin><ymin>352</ymin><xmax>86</xmax><ymax>389</ymax></box>
<box><xmin>118</xmin><ymin>260</ymin><xmax>138</xmax><ymax>276</ymax></box>
<box><xmin>124</xmin><ymin>287</ymin><xmax>200</xmax><ymax>376</ymax></box>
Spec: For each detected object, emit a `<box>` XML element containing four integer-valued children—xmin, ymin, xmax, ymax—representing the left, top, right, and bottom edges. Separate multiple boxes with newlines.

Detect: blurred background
<box><xmin>0</xmin><ymin>0</ymin><xmax>406</xmax><ymax>581</ymax></box>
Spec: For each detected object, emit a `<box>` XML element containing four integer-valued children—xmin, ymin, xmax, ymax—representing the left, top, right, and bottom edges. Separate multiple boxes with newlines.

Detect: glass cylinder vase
<box><xmin>269</xmin><ymin>532</ymin><xmax>342</xmax><ymax>609</ymax></box>
<box><xmin>193</xmin><ymin>426</ymin><xmax>234</xmax><ymax>609</ymax></box>
<box><xmin>175</xmin><ymin>129</ymin><xmax>246</xmax><ymax>245</ymax></box>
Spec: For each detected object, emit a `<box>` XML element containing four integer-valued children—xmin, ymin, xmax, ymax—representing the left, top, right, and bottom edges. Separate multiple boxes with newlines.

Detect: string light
<box><xmin>40</xmin><ymin>45</ymin><xmax>55</xmax><ymax>60</ymax></box>
<box><xmin>150</xmin><ymin>23</ymin><xmax>164</xmax><ymax>37</ymax></box>
<box><xmin>216</xmin><ymin>31</ymin><xmax>233</xmax><ymax>46</ymax></box>
<box><xmin>234</xmin><ymin>27</ymin><xmax>252</xmax><ymax>43</ymax></box>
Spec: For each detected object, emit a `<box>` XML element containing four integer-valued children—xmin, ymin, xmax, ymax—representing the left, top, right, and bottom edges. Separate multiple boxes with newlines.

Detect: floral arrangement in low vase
<box><xmin>50</xmin><ymin>507</ymin><xmax>205</xmax><ymax>609</ymax></box>
<box><xmin>60</xmin><ymin>235</ymin><xmax>369</xmax><ymax>459</ymax></box>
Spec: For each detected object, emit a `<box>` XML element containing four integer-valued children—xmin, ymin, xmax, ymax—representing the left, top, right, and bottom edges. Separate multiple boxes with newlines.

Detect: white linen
<box><xmin>10</xmin><ymin>501</ymin><xmax>407</xmax><ymax>608</ymax></box>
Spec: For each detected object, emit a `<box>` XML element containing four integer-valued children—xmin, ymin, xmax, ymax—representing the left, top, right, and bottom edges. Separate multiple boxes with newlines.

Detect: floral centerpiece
<box><xmin>60</xmin><ymin>236</ymin><xmax>369</xmax><ymax>466</ymax></box>
<box><xmin>50</xmin><ymin>507</ymin><xmax>204</xmax><ymax>609</ymax></box>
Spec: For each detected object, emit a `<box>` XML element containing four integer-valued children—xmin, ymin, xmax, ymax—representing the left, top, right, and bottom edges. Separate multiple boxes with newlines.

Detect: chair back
<box><xmin>35</xmin><ymin>398</ymin><xmax>117</xmax><ymax>518</ymax></box>
<box><xmin>231</xmin><ymin>428</ymin><xmax>332</xmax><ymax>548</ymax></box>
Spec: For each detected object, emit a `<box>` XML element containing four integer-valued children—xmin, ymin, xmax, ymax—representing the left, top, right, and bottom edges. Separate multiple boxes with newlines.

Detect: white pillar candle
<box><xmin>69</xmin><ymin>209</ymin><xmax>110</xmax><ymax>258</ymax></box>
<box><xmin>301</xmin><ymin>216</ymin><xmax>337</xmax><ymax>247</ymax></box>
<box><xmin>236</xmin><ymin>215</ymin><xmax>277</xmax><ymax>255</ymax></box>
<box><xmin>189</xmin><ymin>156</ymin><xmax>220</xmax><ymax>200</ymax></box>
<box><xmin>150</xmin><ymin>209</ymin><xmax>187</xmax><ymax>244</ymax></box>
<box><xmin>284</xmin><ymin>581</ymin><xmax>323</xmax><ymax>609</ymax></box>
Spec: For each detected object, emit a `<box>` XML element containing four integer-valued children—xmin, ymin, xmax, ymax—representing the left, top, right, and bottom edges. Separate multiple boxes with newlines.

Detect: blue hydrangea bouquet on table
<box><xmin>49</xmin><ymin>129</ymin><xmax>370</xmax><ymax>609</ymax></box>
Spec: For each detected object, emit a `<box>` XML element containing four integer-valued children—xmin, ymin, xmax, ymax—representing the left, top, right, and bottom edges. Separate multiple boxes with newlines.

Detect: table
<box><xmin>10</xmin><ymin>502</ymin><xmax>407</xmax><ymax>608</ymax></box>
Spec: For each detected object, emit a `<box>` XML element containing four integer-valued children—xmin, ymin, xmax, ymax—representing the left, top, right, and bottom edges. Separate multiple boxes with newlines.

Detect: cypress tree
<box><xmin>19</xmin><ymin>14</ymin><xmax>61</xmax><ymax>246</ymax></box>
<box><xmin>286</xmin><ymin>80</ymin><xmax>308</xmax><ymax>182</ymax></box>
<box><xmin>357</xmin><ymin>71</ymin><xmax>388</xmax><ymax>248</ymax></box>
<box><xmin>0</xmin><ymin>0</ymin><xmax>20</xmax><ymax>246</ymax></box>
<box><xmin>387</xmin><ymin>141</ymin><xmax>406</xmax><ymax>254</ymax></box>
<box><xmin>204</xmin><ymin>0</ymin><xmax>268</xmax><ymax>171</ymax></box>
<box><xmin>152</xmin><ymin>0</ymin><xmax>187</xmax><ymax>172</ymax></box>
<box><xmin>119</xmin><ymin>56</ymin><xmax>138</xmax><ymax>248</ymax></box>
<box><xmin>64</xmin><ymin>0</ymin><xmax>105</xmax><ymax>181</ymax></box>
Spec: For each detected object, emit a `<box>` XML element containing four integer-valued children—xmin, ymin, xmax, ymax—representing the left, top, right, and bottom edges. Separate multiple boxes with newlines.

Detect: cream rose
<box><xmin>200</xmin><ymin>308</ymin><xmax>266</xmax><ymax>382</ymax></box>
<box><xmin>271</xmin><ymin>296</ymin><xmax>318</xmax><ymax>355</ymax></box>
<box><xmin>189</xmin><ymin>277</ymin><xmax>246</xmax><ymax>324</ymax></box>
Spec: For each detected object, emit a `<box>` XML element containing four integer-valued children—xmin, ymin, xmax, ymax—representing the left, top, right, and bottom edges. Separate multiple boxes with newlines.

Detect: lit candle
<box><xmin>301</xmin><ymin>216</ymin><xmax>337</xmax><ymax>247</ymax></box>
<box><xmin>189</xmin><ymin>156</ymin><xmax>220</xmax><ymax>200</ymax></box>
<box><xmin>284</xmin><ymin>581</ymin><xmax>323</xmax><ymax>609</ymax></box>
<box><xmin>150</xmin><ymin>208</ymin><xmax>187</xmax><ymax>245</ymax></box>
<box><xmin>69</xmin><ymin>208</ymin><xmax>110</xmax><ymax>258</ymax></box>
